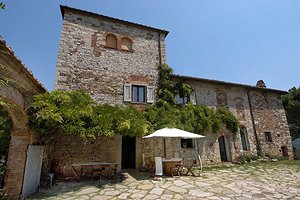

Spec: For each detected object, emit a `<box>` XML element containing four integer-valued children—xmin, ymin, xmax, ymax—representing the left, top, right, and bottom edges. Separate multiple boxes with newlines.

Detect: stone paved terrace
<box><xmin>28</xmin><ymin>160</ymin><xmax>300</xmax><ymax>200</ymax></box>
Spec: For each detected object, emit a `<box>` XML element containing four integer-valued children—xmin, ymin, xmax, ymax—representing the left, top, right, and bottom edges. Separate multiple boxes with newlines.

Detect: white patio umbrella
<box><xmin>143</xmin><ymin>128</ymin><xmax>205</xmax><ymax>139</ymax></box>
<box><xmin>143</xmin><ymin>128</ymin><xmax>205</xmax><ymax>175</ymax></box>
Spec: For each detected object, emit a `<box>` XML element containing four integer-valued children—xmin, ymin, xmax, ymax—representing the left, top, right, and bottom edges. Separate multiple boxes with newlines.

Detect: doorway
<box><xmin>281</xmin><ymin>146</ymin><xmax>289</xmax><ymax>158</ymax></box>
<box><xmin>122</xmin><ymin>136</ymin><xmax>136</xmax><ymax>169</ymax></box>
<box><xmin>218</xmin><ymin>135</ymin><xmax>231</xmax><ymax>162</ymax></box>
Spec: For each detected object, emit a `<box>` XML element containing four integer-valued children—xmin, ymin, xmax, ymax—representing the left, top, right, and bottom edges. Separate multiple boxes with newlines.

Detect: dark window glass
<box><xmin>132</xmin><ymin>85</ymin><xmax>145</xmax><ymax>103</ymax></box>
<box><xmin>181</xmin><ymin>139</ymin><xmax>193</xmax><ymax>148</ymax></box>
<box><xmin>240</xmin><ymin>127</ymin><xmax>249</xmax><ymax>150</ymax></box>
<box><xmin>265</xmin><ymin>132</ymin><xmax>272</xmax><ymax>142</ymax></box>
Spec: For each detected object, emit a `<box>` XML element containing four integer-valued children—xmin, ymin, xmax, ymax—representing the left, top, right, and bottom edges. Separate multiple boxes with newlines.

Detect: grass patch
<box><xmin>201</xmin><ymin>164</ymin><xmax>235</xmax><ymax>172</ymax></box>
<box><xmin>248</xmin><ymin>159</ymin><xmax>300</xmax><ymax>169</ymax></box>
<box><xmin>277</xmin><ymin>159</ymin><xmax>300</xmax><ymax>166</ymax></box>
<box><xmin>199</xmin><ymin>159</ymin><xmax>300</xmax><ymax>172</ymax></box>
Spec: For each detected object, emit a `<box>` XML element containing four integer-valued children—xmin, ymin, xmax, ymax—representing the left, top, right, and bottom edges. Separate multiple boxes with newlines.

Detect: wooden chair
<box><xmin>172</xmin><ymin>160</ymin><xmax>184</xmax><ymax>177</ymax></box>
<box><xmin>91</xmin><ymin>161</ymin><xmax>106</xmax><ymax>181</ymax></box>
<box><xmin>145</xmin><ymin>158</ymin><xmax>155</xmax><ymax>172</ymax></box>
<box><xmin>91</xmin><ymin>166</ymin><xmax>103</xmax><ymax>181</ymax></box>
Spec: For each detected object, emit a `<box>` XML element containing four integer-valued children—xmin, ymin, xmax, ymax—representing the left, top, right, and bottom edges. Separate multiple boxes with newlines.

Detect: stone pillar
<box><xmin>3</xmin><ymin>129</ymin><xmax>30</xmax><ymax>200</ymax></box>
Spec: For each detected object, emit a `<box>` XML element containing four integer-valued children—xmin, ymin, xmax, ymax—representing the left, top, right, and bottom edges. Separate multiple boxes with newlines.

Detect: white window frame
<box><xmin>147</xmin><ymin>86</ymin><xmax>154</xmax><ymax>103</ymax></box>
<box><xmin>123</xmin><ymin>84</ymin><xmax>131</xmax><ymax>102</ymax></box>
<box><xmin>124</xmin><ymin>84</ymin><xmax>155</xmax><ymax>104</ymax></box>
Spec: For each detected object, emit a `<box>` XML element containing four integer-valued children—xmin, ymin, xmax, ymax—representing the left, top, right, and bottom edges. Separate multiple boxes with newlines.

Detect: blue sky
<box><xmin>0</xmin><ymin>0</ymin><xmax>299</xmax><ymax>91</ymax></box>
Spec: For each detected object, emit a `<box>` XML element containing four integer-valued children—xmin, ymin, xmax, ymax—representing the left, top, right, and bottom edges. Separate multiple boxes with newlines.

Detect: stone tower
<box><xmin>55</xmin><ymin>5</ymin><xmax>168</xmax><ymax>105</ymax></box>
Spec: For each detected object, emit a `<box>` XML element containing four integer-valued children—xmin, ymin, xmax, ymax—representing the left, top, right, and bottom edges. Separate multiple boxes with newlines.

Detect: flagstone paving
<box><xmin>28</xmin><ymin>161</ymin><xmax>300</xmax><ymax>200</ymax></box>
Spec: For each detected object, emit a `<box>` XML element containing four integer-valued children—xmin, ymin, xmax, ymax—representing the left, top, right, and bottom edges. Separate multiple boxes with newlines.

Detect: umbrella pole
<box><xmin>164</xmin><ymin>138</ymin><xmax>166</xmax><ymax>158</ymax></box>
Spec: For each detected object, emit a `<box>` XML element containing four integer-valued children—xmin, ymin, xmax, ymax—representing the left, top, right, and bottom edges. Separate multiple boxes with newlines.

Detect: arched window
<box><xmin>106</xmin><ymin>34</ymin><xmax>117</xmax><ymax>49</ymax></box>
<box><xmin>240</xmin><ymin>126</ymin><xmax>249</xmax><ymax>151</ymax></box>
<box><xmin>121</xmin><ymin>37</ymin><xmax>132</xmax><ymax>51</ymax></box>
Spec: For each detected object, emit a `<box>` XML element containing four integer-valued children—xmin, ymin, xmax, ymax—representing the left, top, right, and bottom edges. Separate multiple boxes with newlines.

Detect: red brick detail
<box><xmin>127</xmin><ymin>75</ymin><xmax>150</xmax><ymax>84</ymax></box>
<box><xmin>216</xmin><ymin>89</ymin><xmax>228</xmax><ymax>108</ymax></box>
<box><xmin>3</xmin><ymin>130</ymin><xmax>30</xmax><ymax>199</ymax></box>
<box><xmin>91</xmin><ymin>32</ymin><xmax>101</xmax><ymax>57</ymax></box>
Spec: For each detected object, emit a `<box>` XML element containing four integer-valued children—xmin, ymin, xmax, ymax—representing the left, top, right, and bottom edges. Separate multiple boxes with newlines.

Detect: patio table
<box><xmin>162</xmin><ymin>158</ymin><xmax>183</xmax><ymax>175</ymax></box>
<box><xmin>71</xmin><ymin>162</ymin><xmax>117</xmax><ymax>179</ymax></box>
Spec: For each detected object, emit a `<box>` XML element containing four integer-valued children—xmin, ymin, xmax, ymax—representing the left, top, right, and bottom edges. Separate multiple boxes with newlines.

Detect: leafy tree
<box><xmin>148</xmin><ymin>63</ymin><xmax>239</xmax><ymax>136</ymax></box>
<box><xmin>145</xmin><ymin>103</ymin><xmax>238</xmax><ymax>136</ymax></box>
<box><xmin>28</xmin><ymin>64</ymin><xmax>239</xmax><ymax>140</ymax></box>
<box><xmin>0</xmin><ymin>108</ymin><xmax>10</xmax><ymax>191</ymax></box>
<box><xmin>0</xmin><ymin>108</ymin><xmax>11</xmax><ymax>155</ymax></box>
<box><xmin>0</xmin><ymin>3</ymin><xmax>5</xmax><ymax>10</ymax></box>
<box><xmin>28</xmin><ymin>90</ymin><xmax>149</xmax><ymax>140</ymax></box>
<box><xmin>282</xmin><ymin>87</ymin><xmax>300</xmax><ymax>140</ymax></box>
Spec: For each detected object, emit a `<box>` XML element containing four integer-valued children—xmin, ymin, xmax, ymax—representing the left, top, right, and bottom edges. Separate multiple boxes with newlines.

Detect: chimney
<box><xmin>256</xmin><ymin>80</ymin><xmax>266</xmax><ymax>88</ymax></box>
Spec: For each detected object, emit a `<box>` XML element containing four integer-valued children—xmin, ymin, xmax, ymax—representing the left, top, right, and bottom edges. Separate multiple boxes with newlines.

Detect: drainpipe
<box><xmin>158</xmin><ymin>31</ymin><xmax>162</xmax><ymax>66</ymax></box>
<box><xmin>247</xmin><ymin>90</ymin><xmax>262</xmax><ymax>156</ymax></box>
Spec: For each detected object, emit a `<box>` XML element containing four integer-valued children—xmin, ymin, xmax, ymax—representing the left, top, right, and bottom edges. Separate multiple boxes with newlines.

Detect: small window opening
<box><xmin>106</xmin><ymin>34</ymin><xmax>117</xmax><ymax>49</ymax></box>
<box><xmin>132</xmin><ymin>85</ymin><xmax>145</xmax><ymax>103</ymax></box>
<box><xmin>181</xmin><ymin>139</ymin><xmax>194</xmax><ymax>148</ymax></box>
<box><xmin>240</xmin><ymin>126</ymin><xmax>249</xmax><ymax>151</ymax></box>
<box><xmin>265</xmin><ymin>132</ymin><xmax>272</xmax><ymax>142</ymax></box>
<box><xmin>121</xmin><ymin>37</ymin><xmax>132</xmax><ymax>51</ymax></box>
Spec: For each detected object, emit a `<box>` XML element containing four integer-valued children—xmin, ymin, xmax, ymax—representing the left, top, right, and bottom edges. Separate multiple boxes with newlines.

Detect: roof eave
<box><xmin>171</xmin><ymin>74</ymin><xmax>287</xmax><ymax>95</ymax></box>
<box><xmin>0</xmin><ymin>36</ymin><xmax>47</xmax><ymax>93</ymax></box>
<box><xmin>59</xmin><ymin>5</ymin><xmax>169</xmax><ymax>36</ymax></box>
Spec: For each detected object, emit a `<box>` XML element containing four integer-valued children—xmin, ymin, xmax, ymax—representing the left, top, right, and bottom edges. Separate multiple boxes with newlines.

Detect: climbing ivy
<box><xmin>28</xmin><ymin>90</ymin><xmax>149</xmax><ymax>140</ymax></box>
<box><xmin>28</xmin><ymin>64</ymin><xmax>239</xmax><ymax>139</ymax></box>
<box><xmin>156</xmin><ymin>64</ymin><xmax>193</xmax><ymax>107</ymax></box>
<box><xmin>0</xmin><ymin>108</ymin><xmax>11</xmax><ymax>155</ymax></box>
<box><xmin>146</xmin><ymin>63</ymin><xmax>239</xmax><ymax>135</ymax></box>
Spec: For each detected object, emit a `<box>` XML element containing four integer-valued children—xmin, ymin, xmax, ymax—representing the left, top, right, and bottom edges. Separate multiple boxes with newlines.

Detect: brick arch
<box><xmin>121</xmin><ymin>37</ymin><xmax>133</xmax><ymax>51</ymax></box>
<box><xmin>0</xmin><ymin>37</ymin><xmax>46</xmax><ymax>199</ymax></box>
<box><xmin>0</xmin><ymin>101</ymin><xmax>30</xmax><ymax>199</ymax></box>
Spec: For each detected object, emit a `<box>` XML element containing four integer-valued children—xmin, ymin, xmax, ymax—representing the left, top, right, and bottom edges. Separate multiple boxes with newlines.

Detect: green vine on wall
<box><xmin>146</xmin><ymin>63</ymin><xmax>239</xmax><ymax>135</ymax></box>
<box><xmin>28</xmin><ymin>91</ymin><xmax>150</xmax><ymax>141</ymax></box>
<box><xmin>28</xmin><ymin>64</ymin><xmax>239</xmax><ymax>140</ymax></box>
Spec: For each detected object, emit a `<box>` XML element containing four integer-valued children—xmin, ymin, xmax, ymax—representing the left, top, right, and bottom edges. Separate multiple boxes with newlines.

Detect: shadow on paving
<box><xmin>122</xmin><ymin>169</ymin><xmax>153</xmax><ymax>181</ymax></box>
<box><xmin>27</xmin><ymin>171</ymin><xmax>153</xmax><ymax>199</ymax></box>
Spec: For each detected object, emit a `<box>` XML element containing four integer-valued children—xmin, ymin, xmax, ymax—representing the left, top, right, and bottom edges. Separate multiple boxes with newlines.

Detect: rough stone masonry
<box><xmin>53</xmin><ymin>5</ymin><xmax>293</xmax><ymax>173</ymax></box>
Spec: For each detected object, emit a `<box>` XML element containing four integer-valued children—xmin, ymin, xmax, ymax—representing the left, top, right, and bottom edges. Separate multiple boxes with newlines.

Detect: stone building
<box><xmin>53</xmin><ymin>5</ymin><xmax>293</xmax><ymax>172</ymax></box>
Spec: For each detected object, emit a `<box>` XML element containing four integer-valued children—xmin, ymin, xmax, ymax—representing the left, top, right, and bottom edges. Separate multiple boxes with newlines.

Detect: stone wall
<box><xmin>53</xmin><ymin>7</ymin><xmax>168</xmax><ymax>171</ymax></box>
<box><xmin>55</xmin><ymin>7</ymin><xmax>166</xmax><ymax>105</ymax></box>
<box><xmin>171</xmin><ymin>78</ymin><xmax>293</xmax><ymax>162</ymax></box>
<box><xmin>53</xmin><ymin>7</ymin><xmax>293</xmax><ymax>170</ymax></box>
<box><xmin>142</xmin><ymin>136</ymin><xmax>220</xmax><ymax>166</ymax></box>
<box><xmin>249</xmin><ymin>91</ymin><xmax>293</xmax><ymax>159</ymax></box>
<box><xmin>50</xmin><ymin>134</ymin><xmax>122</xmax><ymax>175</ymax></box>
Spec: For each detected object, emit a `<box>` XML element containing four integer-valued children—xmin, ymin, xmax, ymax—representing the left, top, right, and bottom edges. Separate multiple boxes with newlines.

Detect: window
<box><xmin>175</xmin><ymin>91</ymin><xmax>196</xmax><ymax>105</ymax></box>
<box><xmin>123</xmin><ymin>84</ymin><xmax>131</xmax><ymax>102</ymax></box>
<box><xmin>175</xmin><ymin>94</ymin><xmax>186</xmax><ymax>104</ymax></box>
<box><xmin>147</xmin><ymin>86</ymin><xmax>154</xmax><ymax>103</ymax></box>
<box><xmin>106</xmin><ymin>34</ymin><xmax>117</xmax><ymax>49</ymax></box>
<box><xmin>121</xmin><ymin>37</ymin><xmax>132</xmax><ymax>51</ymax></box>
<box><xmin>265</xmin><ymin>132</ymin><xmax>272</xmax><ymax>142</ymax></box>
<box><xmin>124</xmin><ymin>84</ymin><xmax>154</xmax><ymax>104</ymax></box>
<box><xmin>132</xmin><ymin>85</ymin><xmax>146</xmax><ymax>103</ymax></box>
<box><xmin>240</xmin><ymin>126</ymin><xmax>249</xmax><ymax>150</ymax></box>
<box><xmin>181</xmin><ymin>139</ymin><xmax>194</xmax><ymax>148</ymax></box>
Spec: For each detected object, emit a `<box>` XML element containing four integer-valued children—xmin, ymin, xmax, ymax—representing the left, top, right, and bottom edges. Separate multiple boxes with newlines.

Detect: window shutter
<box><xmin>175</xmin><ymin>94</ymin><xmax>180</xmax><ymax>104</ymax></box>
<box><xmin>147</xmin><ymin>86</ymin><xmax>154</xmax><ymax>103</ymax></box>
<box><xmin>190</xmin><ymin>91</ymin><xmax>196</xmax><ymax>105</ymax></box>
<box><xmin>123</xmin><ymin>84</ymin><xmax>131</xmax><ymax>102</ymax></box>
